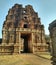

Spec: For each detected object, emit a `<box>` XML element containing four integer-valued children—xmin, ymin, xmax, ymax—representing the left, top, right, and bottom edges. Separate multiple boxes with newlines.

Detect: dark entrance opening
<box><xmin>21</xmin><ymin>34</ymin><xmax>30</xmax><ymax>53</ymax></box>
<box><xmin>24</xmin><ymin>24</ymin><xmax>28</xmax><ymax>28</ymax></box>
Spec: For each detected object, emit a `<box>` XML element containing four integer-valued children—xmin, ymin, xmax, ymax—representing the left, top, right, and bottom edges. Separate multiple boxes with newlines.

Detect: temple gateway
<box><xmin>0</xmin><ymin>4</ymin><xmax>48</xmax><ymax>54</ymax></box>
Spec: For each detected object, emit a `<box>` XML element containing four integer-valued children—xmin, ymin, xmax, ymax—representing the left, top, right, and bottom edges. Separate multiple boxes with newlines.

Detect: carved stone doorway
<box><xmin>21</xmin><ymin>33</ymin><xmax>31</xmax><ymax>53</ymax></box>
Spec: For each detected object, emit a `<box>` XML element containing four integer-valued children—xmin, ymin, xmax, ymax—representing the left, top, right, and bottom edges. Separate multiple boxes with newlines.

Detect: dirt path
<box><xmin>0</xmin><ymin>54</ymin><xmax>52</xmax><ymax>65</ymax></box>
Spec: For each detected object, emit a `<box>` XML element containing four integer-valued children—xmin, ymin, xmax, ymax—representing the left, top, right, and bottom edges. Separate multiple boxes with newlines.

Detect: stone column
<box><xmin>16</xmin><ymin>30</ymin><xmax>19</xmax><ymax>44</ymax></box>
<box><xmin>31</xmin><ymin>33</ymin><xmax>34</xmax><ymax>53</ymax></box>
<box><xmin>49</xmin><ymin>20</ymin><xmax>56</xmax><ymax>65</ymax></box>
<box><xmin>18</xmin><ymin>32</ymin><xmax>21</xmax><ymax>53</ymax></box>
<box><xmin>14</xmin><ymin>28</ymin><xmax>21</xmax><ymax>54</ymax></box>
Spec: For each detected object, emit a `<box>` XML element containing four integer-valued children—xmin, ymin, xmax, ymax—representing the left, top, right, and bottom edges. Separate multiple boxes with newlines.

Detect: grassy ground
<box><xmin>0</xmin><ymin>54</ymin><xmax>52</xmax><ymax>65</ymax></box>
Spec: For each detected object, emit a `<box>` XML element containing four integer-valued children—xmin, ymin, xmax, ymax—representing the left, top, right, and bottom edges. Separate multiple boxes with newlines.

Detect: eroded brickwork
<box><xmin>0</xmin><ymin>4</ymin><xmax>48</xmax><ymax>54</ymax></box>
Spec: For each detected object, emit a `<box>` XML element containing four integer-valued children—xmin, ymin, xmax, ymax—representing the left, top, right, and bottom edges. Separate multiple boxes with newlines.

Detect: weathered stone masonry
<box><xmin>49</xmin><ymin>20</ymin><xmax>56</xmax><ymax>65</ymax></box>
<box><xmin>0</xmin><ymin>4</ymin><xmax>48</xmax><ymax>54</ymax></box>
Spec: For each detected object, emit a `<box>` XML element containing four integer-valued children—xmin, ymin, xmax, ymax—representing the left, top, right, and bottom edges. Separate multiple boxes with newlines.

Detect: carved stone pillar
<box><xmin>18</xmin><ymin>32</ymin><xmax>21</xmax><ymax>53</ymax></box>
<box><xmin>31</xmin><ymin>33</ymin><xmax>34</xmax><ymax>53</ymax></box>
<box><xmin>49</xmin><ymin>20</ymin><xmax>56</xmax><ymax>65</ymax></box>
<box><xmin>13</xmin><ymin>32</ymin><xmax>21</xmax><ymax>54</ymax></box>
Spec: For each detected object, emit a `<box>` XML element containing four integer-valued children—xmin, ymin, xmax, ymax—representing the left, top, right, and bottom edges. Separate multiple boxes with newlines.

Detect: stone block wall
<box><xmin>0</xmin><ymin>4</ymin><xmax>48</xmax><ymax>54</ymax></box>
<box><xmin>49</xmin><ymin>20</ymin><xmax>56</xmax><ymax>65</ymax></box>
<box><xmin>0</xmin><ymin>45</ymin><xmax>19</xmax><ymax>55</ymax></box>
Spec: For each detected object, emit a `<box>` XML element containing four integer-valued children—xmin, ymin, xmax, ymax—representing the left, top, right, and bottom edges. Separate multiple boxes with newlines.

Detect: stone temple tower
<box><xmin>0</xmin><ymin>4</ymin><xmax>48</xmax><ymax>54</ymax></box>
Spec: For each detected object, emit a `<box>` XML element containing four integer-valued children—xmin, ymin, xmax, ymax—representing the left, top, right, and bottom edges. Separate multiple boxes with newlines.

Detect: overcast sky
<box><xmin>0</xmin><ymin>0</ymin><xmax>56</xmax><ymax>38</ymax></box>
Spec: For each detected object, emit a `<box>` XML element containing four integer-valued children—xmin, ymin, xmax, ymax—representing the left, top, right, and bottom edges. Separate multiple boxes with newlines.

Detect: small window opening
<box><xmin>24</xmin><ymin>24</ymin><xmax>28</xmax><ymax>28</ymax></box>
<box><xmin>24</xmin><ymin>16</ymin><xmax>27</xmax><ymax>19</ymax></box>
